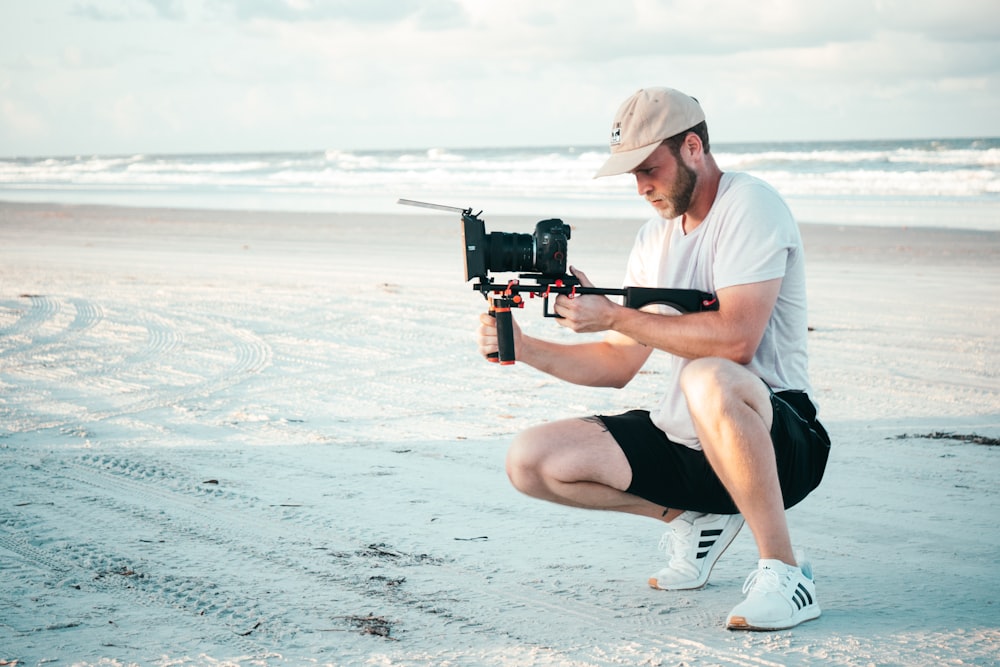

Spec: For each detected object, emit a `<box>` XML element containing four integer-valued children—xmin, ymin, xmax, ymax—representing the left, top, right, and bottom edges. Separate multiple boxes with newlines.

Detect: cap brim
<box><xmin>593</xmin><ymin>142</ymin><xmax>661</xmax><ymax>179</ymax></box>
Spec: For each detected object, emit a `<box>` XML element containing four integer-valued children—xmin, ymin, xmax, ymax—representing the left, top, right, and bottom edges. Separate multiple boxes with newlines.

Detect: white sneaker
<box><xmin>648</xmin><ymin>512</ymin><xmax>745</xmax><ymax>590</ymax></box>
<box><xmin>726</xmin><ymin>551</ymin><xmax>821</xmax><ymax>631</ymax></box>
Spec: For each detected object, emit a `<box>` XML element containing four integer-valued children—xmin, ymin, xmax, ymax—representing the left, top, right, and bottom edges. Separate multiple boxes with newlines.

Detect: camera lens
<box><xmin>486</xmin><ymin>231</ymin><xmax>534</xmax><ymax>273</ymax></box>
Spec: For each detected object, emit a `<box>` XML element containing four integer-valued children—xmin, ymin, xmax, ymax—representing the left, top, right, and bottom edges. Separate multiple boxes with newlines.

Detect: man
<box><xmin>476</xmin><ymin>87</ymin><xmax>831</xmax><ymax>630</ymax></box>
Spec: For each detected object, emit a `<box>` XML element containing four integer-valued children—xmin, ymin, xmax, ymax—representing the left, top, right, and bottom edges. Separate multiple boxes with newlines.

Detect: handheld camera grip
<box><xmin>490</xmin><ymin>297</ymin><xmax>516</xmax><ymax>365</ymax></box>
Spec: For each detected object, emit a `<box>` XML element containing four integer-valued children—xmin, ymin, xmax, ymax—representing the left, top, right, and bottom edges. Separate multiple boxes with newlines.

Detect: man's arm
<box><xmin>477</xmin><ymin>313</ymin><xmax>653</xmax><ymax>388</ymax></box>
<box><xmin>554</xmin><ymin>269</ymin><xmax>782</xmax><ymax>365</ymax></box>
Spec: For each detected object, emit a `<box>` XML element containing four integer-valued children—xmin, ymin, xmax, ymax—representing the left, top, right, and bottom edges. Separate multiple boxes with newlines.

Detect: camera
<box><xmin>463</xmin><ymin>216</ymin><xmax>571</xmax><ymax>282</ymax></box>
<box><xmin>396</xmin><ymin>198</ymin><xmax>718</xmax><ymax>365</ymax></box>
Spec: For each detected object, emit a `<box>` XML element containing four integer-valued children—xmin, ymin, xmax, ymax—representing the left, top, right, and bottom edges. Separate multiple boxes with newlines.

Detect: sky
<box><xmin>1</xmin><ymin>0</ymin><xmax>999</xmax><ymax>157</ymax></box>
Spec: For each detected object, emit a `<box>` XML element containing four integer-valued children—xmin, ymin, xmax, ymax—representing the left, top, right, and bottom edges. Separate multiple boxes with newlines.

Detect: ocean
<box><xmin>1</xmin><ymin>137</ymin><xmax>998</xmax><ymax>231</ymax></box>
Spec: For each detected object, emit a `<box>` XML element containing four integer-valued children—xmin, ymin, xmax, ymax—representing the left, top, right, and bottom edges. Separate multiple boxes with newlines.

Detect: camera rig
<box><xmin>398</xmin><ymin>199</ymin><xmax>719</xmax><ymax>365</ymax></box>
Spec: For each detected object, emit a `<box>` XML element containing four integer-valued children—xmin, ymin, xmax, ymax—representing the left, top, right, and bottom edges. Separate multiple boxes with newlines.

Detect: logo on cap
<box><xmin>610</xmin><ymin>123</ymin><xmax>622</xmax><ymax>146</ymax></box>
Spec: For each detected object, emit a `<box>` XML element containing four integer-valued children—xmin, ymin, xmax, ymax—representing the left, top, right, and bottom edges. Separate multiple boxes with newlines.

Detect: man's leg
<box><xmin>679</xmin><ymin>357</ymin><xmax>794</xmax><ymax>565</ymax></box>
<box><xmin>508</xmin><ymin>413</ymin><xmax>744</xmax><ymax>591</ymax></box>
<box><xmin>681</xmin><ymin>358</ymin><xmax>822</xmax><ymax>630</ymax></box>
<box><xmin>505</xmin><ymin>417</ymin><xmax>682</xmax><ymax>522</ymax></box>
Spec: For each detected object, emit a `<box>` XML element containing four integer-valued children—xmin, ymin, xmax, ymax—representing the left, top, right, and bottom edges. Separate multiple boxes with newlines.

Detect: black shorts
<box><xmin>598</xmin><ymin>390</ymin><xmax>831</xmax><ymax>514</ymax></box>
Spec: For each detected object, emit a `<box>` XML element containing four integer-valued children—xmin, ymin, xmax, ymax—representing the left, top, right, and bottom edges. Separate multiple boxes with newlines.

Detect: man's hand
<box><xmin>552</xmin><ymin>267</ymin><xmax>621</xmax><ymax>333</ymax></box>
<box><xmin>477</xmin><ymin>310</ymin><xmax>524</xmax><ymax>361</ymax></box>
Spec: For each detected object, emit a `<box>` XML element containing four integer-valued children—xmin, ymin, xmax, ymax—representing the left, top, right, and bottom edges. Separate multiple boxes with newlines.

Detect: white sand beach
<box><xmin>1</xmin><ymin>201</ymin><xmax>998</xmax><ymax>666</ymax></box>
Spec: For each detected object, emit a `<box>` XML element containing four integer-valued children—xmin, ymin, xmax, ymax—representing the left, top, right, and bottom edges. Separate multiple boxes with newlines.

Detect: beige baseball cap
<box><xmin>594</xmin><ymin>87</ymin><xmax>706</xmax><ymax>178</ymax></box>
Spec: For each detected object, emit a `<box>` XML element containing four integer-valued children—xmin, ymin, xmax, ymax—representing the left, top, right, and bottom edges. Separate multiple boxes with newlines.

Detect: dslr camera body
<box><xmin>463</xmin><ymin>215</ymin><xmax>571</xmax><ymax>282</ymax></box>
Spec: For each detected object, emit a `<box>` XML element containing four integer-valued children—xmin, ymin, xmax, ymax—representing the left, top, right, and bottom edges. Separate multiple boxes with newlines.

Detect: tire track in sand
<box><xmin>0</xmin><ymin>295</ymin><xmax>61</xmax><ymax>356</ymax></box>
<box><xmin>0</xmin><ymin>446</ymin><xmax>786</xmax><ymax>666</ymax></box>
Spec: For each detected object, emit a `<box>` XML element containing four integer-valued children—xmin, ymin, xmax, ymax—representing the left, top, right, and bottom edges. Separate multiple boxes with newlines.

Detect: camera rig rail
<box><xmin>397</xmin><ymin>199</ymin><xmax>719</xmax><ymax>365</ymax></box>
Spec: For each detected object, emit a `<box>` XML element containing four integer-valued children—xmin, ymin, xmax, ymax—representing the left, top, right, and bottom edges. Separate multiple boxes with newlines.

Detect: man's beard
<box><xmin>652</xmin><ymin>161</ymin><xmax>697</xmax><ymax>219</ymax></box>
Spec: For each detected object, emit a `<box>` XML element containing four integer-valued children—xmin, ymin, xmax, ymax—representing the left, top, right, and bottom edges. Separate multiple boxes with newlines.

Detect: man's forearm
<box><xmin>516</xmin><ymin>335</ymin><xmax>647</xmax><ymax>389</ymax></box>
<box><xmin>608</xmin><ymin>307</ymin><xmax>755</xmax><ymax>364</ymax></box>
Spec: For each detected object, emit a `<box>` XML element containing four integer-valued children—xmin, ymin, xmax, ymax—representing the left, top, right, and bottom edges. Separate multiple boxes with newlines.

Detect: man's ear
<box><xmin>683</xmin><ymin>132</ymin><xmax>703</xmax><ymax>158</ymax></box>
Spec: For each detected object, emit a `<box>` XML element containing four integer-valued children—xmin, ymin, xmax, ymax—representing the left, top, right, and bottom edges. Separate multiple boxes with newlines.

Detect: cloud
<box><xmin>71</xmin><ymin>0</ymin><xmax>467</xmax><ymax>25</ymax></box>
<box><xmin>70</xmin><ymin>2</ymin><xmax>130</xmax><ymax>21</ymax></box>
<box><xmin>199</xmin><ymin>0</ymin><xmax>468</xmax><ymax>27</ymax></box>
<box><xmin>3</xmin><ymin>0</ymin><xmax>998</xmax><ymax>155</ymax></box>
<box><xmin>876</xmin><ymin>0</ymin><xmax>1000</xmax><ymax>41</ymax></box>
<box><xmin>1</xmin><ymin>99</ymin><xmax>47</xmax><ymax>138</ymax></box>
<box><xmin>147</xmin><ymin>0</ymin><xmax>186</xmax><ymax>20</ymax></box>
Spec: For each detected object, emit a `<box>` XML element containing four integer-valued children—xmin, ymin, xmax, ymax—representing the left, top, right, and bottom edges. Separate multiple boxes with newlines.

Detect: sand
<box><xmin>0</xmin><ymin>201</ymin><xmax>998</xmax><ymax>666</ymax></box>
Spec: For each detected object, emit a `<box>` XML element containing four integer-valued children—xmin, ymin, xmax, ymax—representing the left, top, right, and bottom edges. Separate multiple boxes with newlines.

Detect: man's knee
<box><xmin>505</xmin><ymin>418</ymin><xmax>621</xmax><ymax>496</ymax></box>
<box><xmin>680</xmin><ymin>357</ymin><xmax>770</xmax><ymax>425</ymax></box>
<box><xmin>679</xmin><ymin>357</ymin><xmax>732</xmax><ymax>411</ymax></box>
<box><xmin>505</xmin><ymin>427</ymin><xmax>545</xmax><ymax>493</ymax></box>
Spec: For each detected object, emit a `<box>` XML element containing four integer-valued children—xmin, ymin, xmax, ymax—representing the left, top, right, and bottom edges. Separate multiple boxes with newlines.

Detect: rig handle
<box><xmin>489</xmin><ymin>297</ymin><xmax>516</xmax><ymax>365</ymax></box>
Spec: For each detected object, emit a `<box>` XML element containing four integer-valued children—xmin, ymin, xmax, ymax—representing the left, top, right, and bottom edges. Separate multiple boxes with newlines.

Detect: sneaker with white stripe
<box><xmin>726</xmin><ymin>551</ymin><xmax>821</xmax><ymax>631</ymax></box>
<box><xmin>648</xmin><ymin>511</ymin><xmax>744</xmax><ymax>590</ymax></box>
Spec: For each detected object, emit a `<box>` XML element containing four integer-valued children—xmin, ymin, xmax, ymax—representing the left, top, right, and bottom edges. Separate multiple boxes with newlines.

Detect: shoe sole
<box><xmin>726</xmin><ymin>607</ymin><xmax>821</xmax><ymax>631</ymax></box>
<box><xmin>648</xmin><ymin>516</ymin><xmax>745</xmax><ymax>591</ymax></box>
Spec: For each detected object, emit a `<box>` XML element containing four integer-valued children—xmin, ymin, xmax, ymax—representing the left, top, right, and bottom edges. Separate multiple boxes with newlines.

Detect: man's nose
<box><xmin>635</xmin><ymin>173</ymin><xmax>652</xmax><ymax>196</ymax></box>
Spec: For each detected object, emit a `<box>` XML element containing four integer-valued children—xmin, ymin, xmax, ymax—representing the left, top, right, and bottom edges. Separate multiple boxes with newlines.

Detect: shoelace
<box><xmin>741</xmin><ymin>565</ymin><xmax>783</xmax><ymax>595</ymax></box>
<box><xmin>658</xmin><ymin>520</ymin><xmax>695</xmax><ymax>567</ymax></box>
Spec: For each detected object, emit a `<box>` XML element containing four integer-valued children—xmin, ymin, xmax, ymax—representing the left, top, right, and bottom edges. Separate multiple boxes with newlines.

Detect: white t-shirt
<box><xmin>623</xmin><ymin>171</ymin><xmax>814</xmax><ymax>449</ymax></box>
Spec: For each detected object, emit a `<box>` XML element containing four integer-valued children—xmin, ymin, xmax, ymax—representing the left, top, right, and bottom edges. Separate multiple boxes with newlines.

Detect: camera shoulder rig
<box><xmin>397</xmin><ymin>199</ymin><xmax>718</xmax><ymax>365</ymax></box>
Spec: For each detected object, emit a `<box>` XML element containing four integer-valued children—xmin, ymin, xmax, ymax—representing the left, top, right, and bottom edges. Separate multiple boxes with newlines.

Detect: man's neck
<box><xmin>682</xmin><ymin>159</ymin><xmax>724</xmax><ymax>234</ymax></box>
